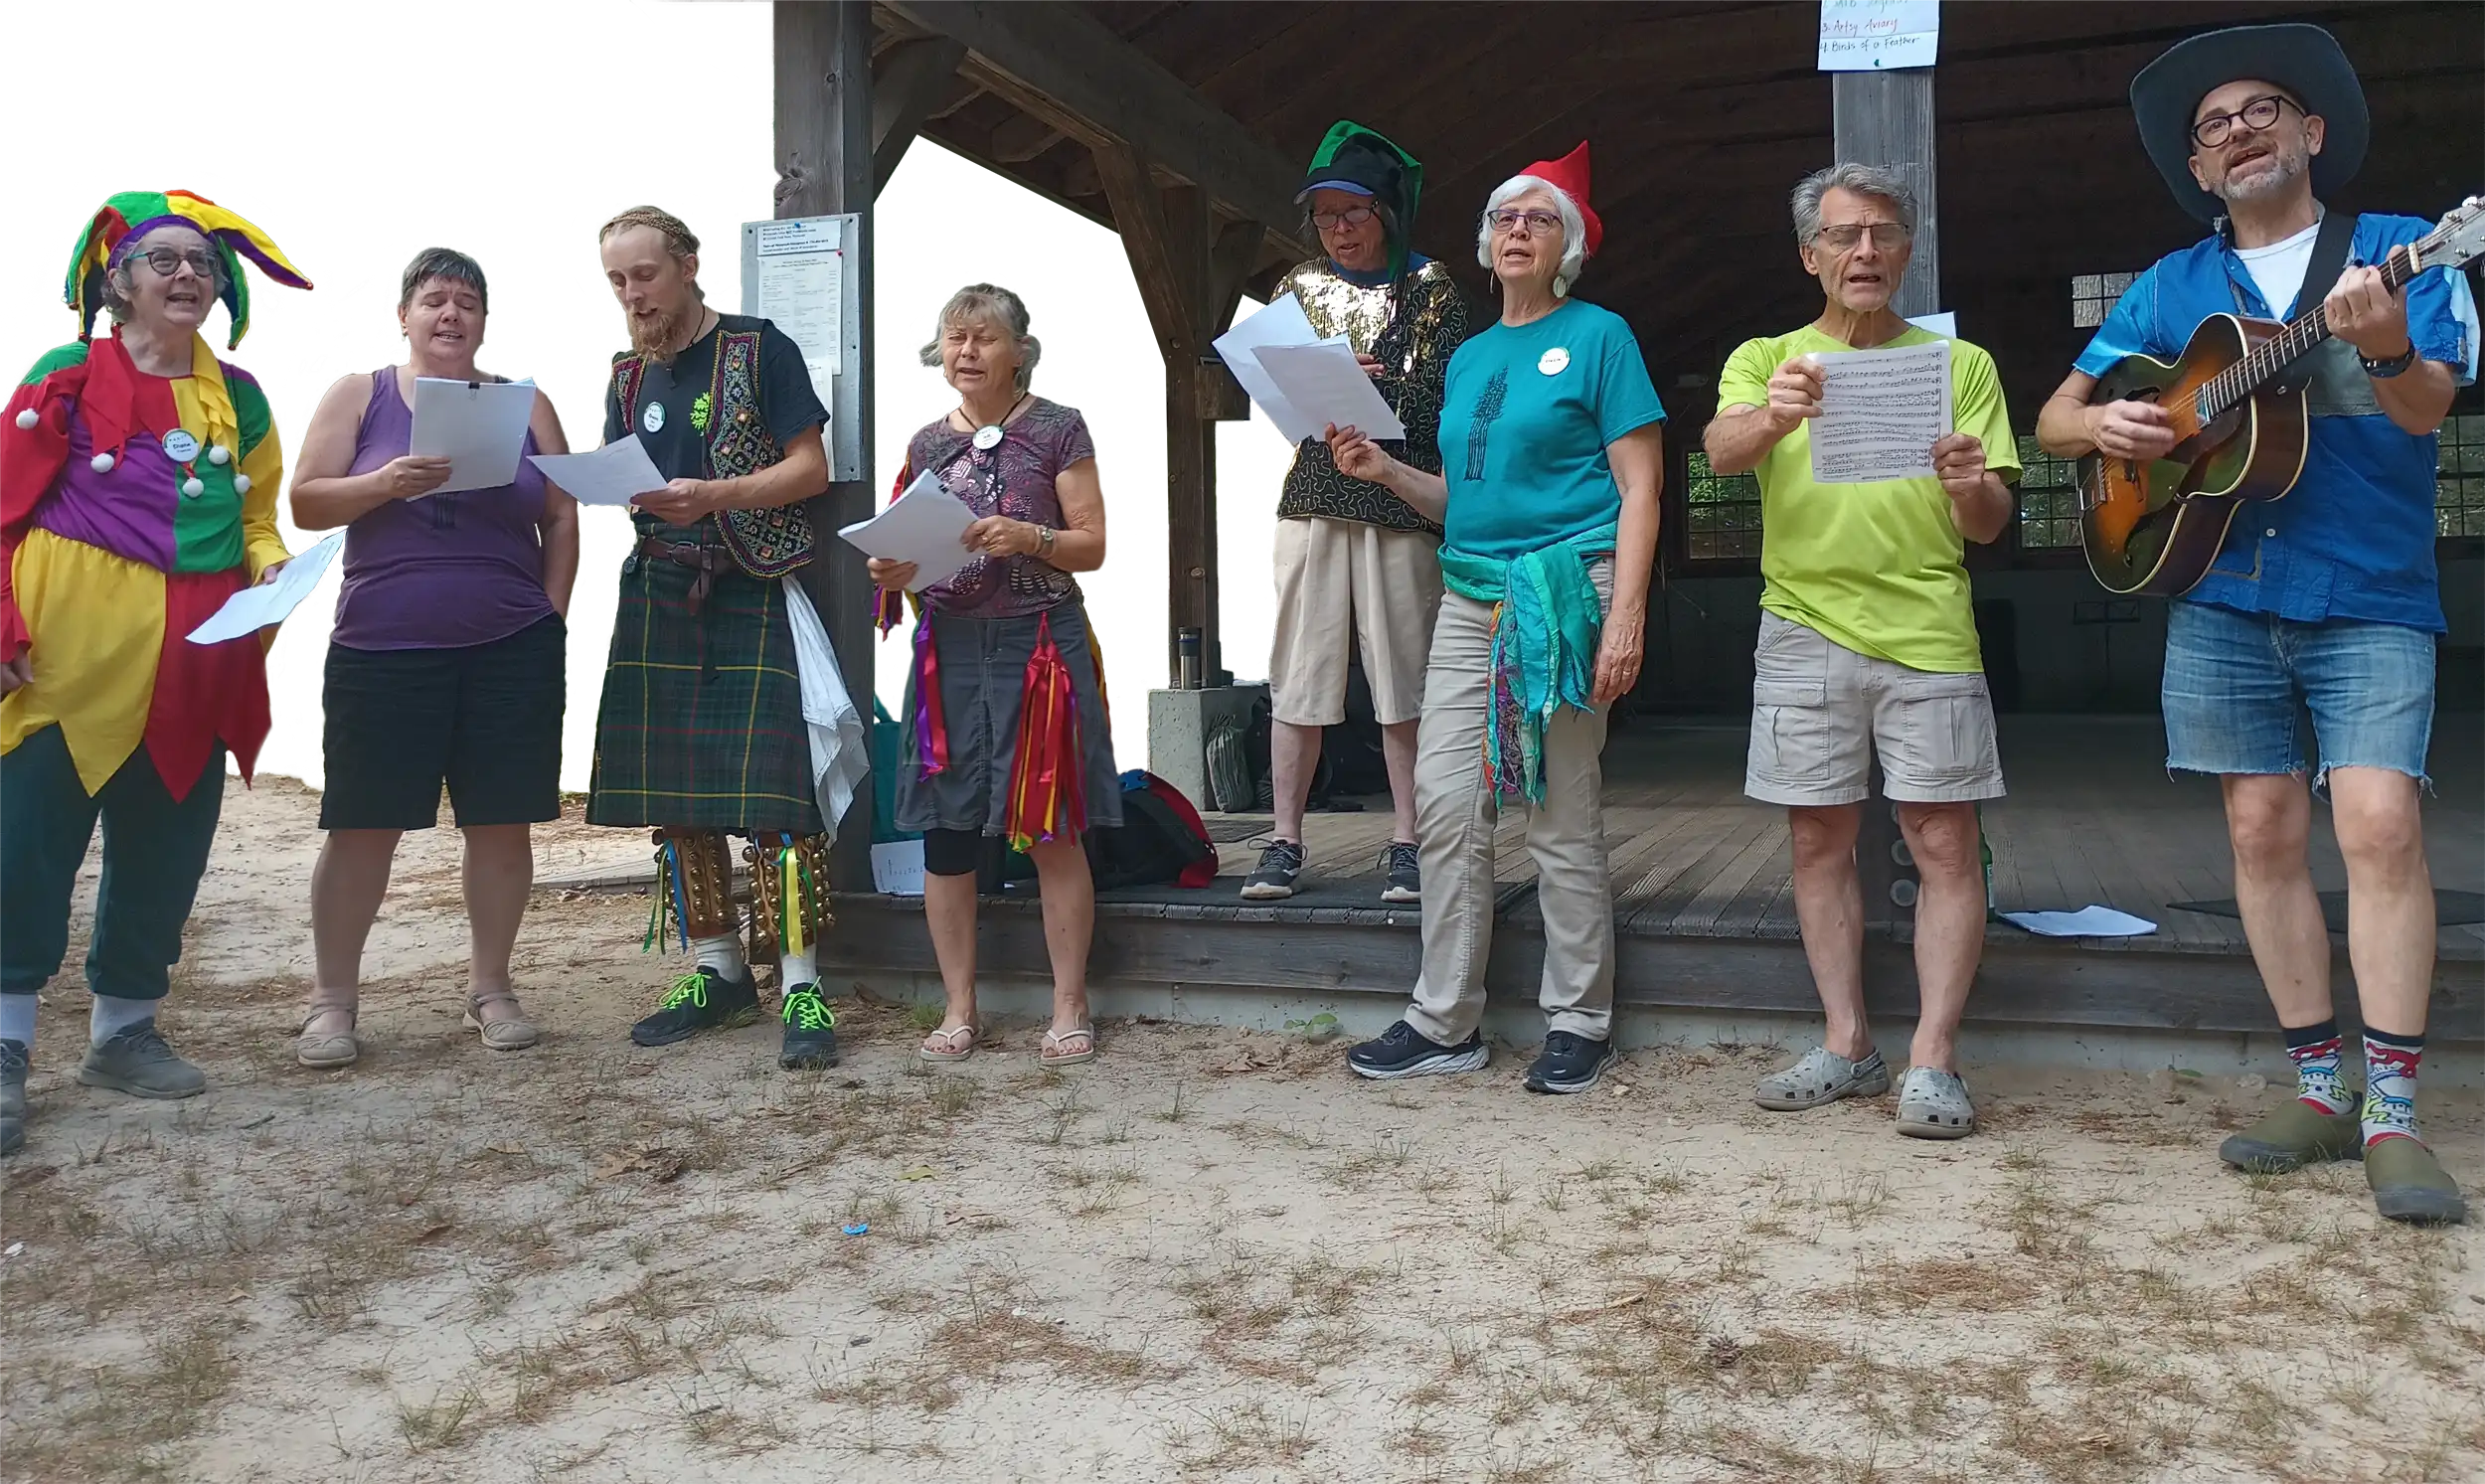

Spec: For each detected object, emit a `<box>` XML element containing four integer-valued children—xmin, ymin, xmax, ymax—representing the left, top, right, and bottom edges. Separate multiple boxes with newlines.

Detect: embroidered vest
<box><xmin>612</xmin><ymin>328</ymin><xmax>814</xmax><ymax>578</ymax></box>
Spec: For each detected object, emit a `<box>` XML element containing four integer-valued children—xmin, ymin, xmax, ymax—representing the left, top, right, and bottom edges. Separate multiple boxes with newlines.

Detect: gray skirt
<box><xmin>894</xmin><ymin>599</ymin><xmax>1124</xmax><ymax>837</ymax></box>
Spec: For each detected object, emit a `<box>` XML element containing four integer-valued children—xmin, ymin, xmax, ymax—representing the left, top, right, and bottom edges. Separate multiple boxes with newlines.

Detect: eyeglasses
<box><xmin>2191</xmin><ymin>93</ymin><xmax>2299</xmax><ymax>149</ymax></box>
<box><xmin>1485</xmin><ymin>208</ymin><xmax>1563</xmax><ymax>236</ymax></box>
<box><xmin>1814</xmin><ymin>223</ymin><xmax>1911</xmax><ymax>251</ymax></box>
<box><xmin>1310</xmin><ymin>205</ymin><xmax>1378</xmax><ymax>231</ymax></box>
<box><xmin>133</xmin><ymin>247</ymin><xmax>222</xmax><ymax>280</ymax></box>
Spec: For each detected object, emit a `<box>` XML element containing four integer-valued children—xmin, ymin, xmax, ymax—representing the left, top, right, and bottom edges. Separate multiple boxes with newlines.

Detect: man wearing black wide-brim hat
<box><xmin>2036</xmin><ymin>25</ymin><xmax>2480</xmax><ymax>1225</ymax></box>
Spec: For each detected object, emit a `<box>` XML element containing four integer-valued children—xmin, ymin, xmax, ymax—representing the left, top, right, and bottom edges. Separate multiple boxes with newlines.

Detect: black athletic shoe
<box><xmin>1241</xmin><ymin>839</ymin><xmax>1305</xmax><ymax>901</ymax></box>
<box><xmin>1347</xmin><ymin>1020</ymin><xmax>1488</xmax><ymax>1080</ymax></box>
<box><xmin>778</xmin><ymin>984</ymin><xmax>841</xmax><ymax>1070</ymax></box>
<box><xmin>1</xmin><ymin>1039</ymin><xmax>26</xmax><ymax>1157</ymax></box>
<box><xmin>630</xmin><ymin>966</ymin><xmax>761</xmax><ymax>1048</ymax></box>
<box><xmin>1379</xmin><ymin>842</ymin><xmax>1419</xmax><ymax>905</ymax></box>
<box><xmin>1525</xmin><ymin>1031</ymin><xmax>1616</xmax><ymax>1094</ymax></box>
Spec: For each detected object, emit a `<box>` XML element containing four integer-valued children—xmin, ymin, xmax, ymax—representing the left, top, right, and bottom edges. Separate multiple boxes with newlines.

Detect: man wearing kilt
<box><xmin>590</xmin><ymin>206</ymin><xmax>852</xmax><ymax>1070</ymax></box>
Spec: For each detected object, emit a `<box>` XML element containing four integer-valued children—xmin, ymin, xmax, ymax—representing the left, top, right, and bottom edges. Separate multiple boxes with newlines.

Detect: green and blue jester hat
<box><xmin>1297</xmin><ymin>120</ymin><xmax>1424</xmax><ymax>280</ymax></box>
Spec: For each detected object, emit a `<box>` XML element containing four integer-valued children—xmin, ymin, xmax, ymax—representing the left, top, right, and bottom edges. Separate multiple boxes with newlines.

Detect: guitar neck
<box><xmin>2198</xmin><ymin>235</ymin><xmax>2426</xmax><ymax>422</ymax></box>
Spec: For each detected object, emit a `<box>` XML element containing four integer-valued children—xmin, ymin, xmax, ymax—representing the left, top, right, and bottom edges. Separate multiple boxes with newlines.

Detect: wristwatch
<box><xmin>2361</xmin><ymin>342</ymin><xmax>2416</xmax><ymax>379</ymax></box>
<box><xmin>1037</xmin><ymin>524</ymin><xmax>1057</xmax><ymax>558</ymax></box>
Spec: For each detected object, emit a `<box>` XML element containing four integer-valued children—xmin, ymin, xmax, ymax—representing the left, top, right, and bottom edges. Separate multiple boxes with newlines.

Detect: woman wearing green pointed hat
<box><xmin>0</xmin><ymin>190</ymin><xmax>310</xmax><ymax>1156</ymax></box>
<box><xmin>1242</xmin><ymin>120</ymin><xmax>1470</xmax><ymax>908</ymax></box>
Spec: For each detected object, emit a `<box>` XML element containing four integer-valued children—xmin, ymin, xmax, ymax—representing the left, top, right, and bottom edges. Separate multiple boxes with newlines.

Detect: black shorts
<box><xmin>319</xmin><ymin>614</ymin><xmax>566</xmax><ymax>831</ymax></box>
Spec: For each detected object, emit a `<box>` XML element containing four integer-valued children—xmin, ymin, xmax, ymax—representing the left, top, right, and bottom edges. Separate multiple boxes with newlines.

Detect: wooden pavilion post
<box><xmin>1834</xmin><ymin>66</ymin><xmax>1940</xmax><ymax>933</ymax></box>
<box><xmin>774</xmin><ymin>1</ymin><xmax>876</xmax><ymax>887</ymax></box>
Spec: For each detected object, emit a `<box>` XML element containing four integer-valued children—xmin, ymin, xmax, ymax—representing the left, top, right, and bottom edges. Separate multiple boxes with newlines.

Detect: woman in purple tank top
<box><xmin>284</xmin><ymin>248</ymin><xmax>580</xmax><ymax>1067</ymax></box>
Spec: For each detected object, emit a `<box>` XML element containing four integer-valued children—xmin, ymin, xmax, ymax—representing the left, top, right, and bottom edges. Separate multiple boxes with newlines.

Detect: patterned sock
<box><xmin>780</xmin><ymin>947</ymin><xmax>818</xmax><ymax>991</ymax></box>
<box><xmin>0</xmin><ymin>993</ymin><xmax>36</xmax><ymax>1048</ymax></box>
<box><xmin>2282</xmin><ymin>1017</ymin><xmax>2353</xmax><ymax>1114</ymax></box>
<box><xmin>89</xmin><ymin>994</ymin><xmax>156</xmax><ymax>1047</ymax></box>
<box><xmin>2360</xmin><ymin>1028</ymin><xmax>2425</xmax><ymax>1148</ymax></box>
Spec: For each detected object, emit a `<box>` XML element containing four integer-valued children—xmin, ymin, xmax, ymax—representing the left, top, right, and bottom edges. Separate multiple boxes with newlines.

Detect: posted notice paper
<box><xmin>1251</xmin><ymin>340</ymin><xmax>1407</xmax><ymax>441</ymax></box>
<box><xmin>1806</xmin><ymin>339</ymin><xmax>1951</xmax><ymax>484</ymax></box>
<box><xmin>409</xmin><ymin>376</ymin><xmax>535</xmax><ymax>493</ymax></box>
<box><xmin>186</xmin><ymin>532</ymin><xmax>345</xmax><ymax>644</ymax></box>
<box><xmin>753</xmin><ymin>217</ymin><xmax>843</xmax><ymax>386</ymax></box>
<box><xmin>527</xmin><ymin>436</ymin><xmax>668</xmax><ymax>507</ymax></box>
<box><xmin>1818</xmin><ymin>0</ymin><xmax>1940</xmax><ymax>71</ymax></box>
<box><xmin>837</xmin><ymin>467</ymin><xmax>975</xmax><ymax>590</ymax></box>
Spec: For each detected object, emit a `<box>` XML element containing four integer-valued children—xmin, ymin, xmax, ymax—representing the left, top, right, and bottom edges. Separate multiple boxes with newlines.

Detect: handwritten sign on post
<box><xmin>1818</xmin><ymin>0</ymin><xmax>1940</xmax><ymax>72</ymax></box>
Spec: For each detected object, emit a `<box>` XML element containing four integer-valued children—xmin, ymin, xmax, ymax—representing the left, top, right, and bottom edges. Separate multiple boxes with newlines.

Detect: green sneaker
<box><xmin>778</xmin><ymin>985</ymin><xmax>839</xmax><ymax>1070</ymax></box>
<box><xmin>2218</xmin><ymin>1097</ymin><xmax>2363</xmax><ymax>1173</ymax></box>
<box><xmin>1</xmin><ymin>1039</ymin><xmax>27</xmax><ymax>1156</ymax></box>
<box><xmin>75</xmin><ymin>1021</ymin><xmax>207</xmax><ymax>1100</ymax></box>
<box><xmin>629</xmin><ymin>967</ymin><xmax>760</xmax><ymax>1048</ymax></box>
<box><xmin>2366</xmin><ymin>1138</ymin><xmax>2468</xmax><ymax>1225</ymax></box>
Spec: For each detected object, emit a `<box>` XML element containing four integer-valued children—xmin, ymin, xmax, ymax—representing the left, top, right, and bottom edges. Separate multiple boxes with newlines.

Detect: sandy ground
<box><xmin>3</xmin><ymin>779</ymin><xmax>2481</xmax><ymax>1484</ymax></box>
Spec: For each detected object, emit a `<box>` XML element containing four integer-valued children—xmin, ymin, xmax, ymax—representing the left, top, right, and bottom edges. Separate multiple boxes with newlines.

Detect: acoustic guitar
<box><xmin>2077</xmin><ymin>196</ymin><xmax>2485</xmax><ymax>596</ymax></box>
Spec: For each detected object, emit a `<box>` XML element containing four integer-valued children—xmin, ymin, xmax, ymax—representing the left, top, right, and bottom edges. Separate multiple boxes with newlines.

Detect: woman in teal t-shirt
<box><xmin>1327</xmin><ymin>142</ymin><xmax>1666</xmax><ymax>1096</ymax></box>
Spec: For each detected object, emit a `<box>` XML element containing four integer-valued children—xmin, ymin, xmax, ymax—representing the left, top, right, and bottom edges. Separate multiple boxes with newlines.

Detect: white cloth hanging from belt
<box><xmin>781</xmin><ymin>577</ymin><xmax>869</xmax><ymax>849</ymax></box>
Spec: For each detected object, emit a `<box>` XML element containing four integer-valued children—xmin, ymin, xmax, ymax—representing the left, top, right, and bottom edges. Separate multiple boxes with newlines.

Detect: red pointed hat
<box><xmin>1519</xmin><ymin>141</ymin><xmax>1600</xmax><ymax>256</ymax></box>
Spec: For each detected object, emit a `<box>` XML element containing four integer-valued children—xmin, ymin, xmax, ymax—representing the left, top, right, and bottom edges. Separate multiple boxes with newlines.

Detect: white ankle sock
<box><xmin>0</xmin><ymin>993</ymin><xmax>36</xmax><ymax>1047</ymax></box>
<box><xmin>89</xmin><ymin>994</ymin><xmax>156</xmax><ymax>1046</ymax></box>
<box><xmin>693</xmin><ymin>934</ymin><xmax>746</xmax><ymax>979</ymax></box>
<box><xmin>781</xmin><ymin>948</ymin><xmax>817</xmax><ymax>990</ymax></box>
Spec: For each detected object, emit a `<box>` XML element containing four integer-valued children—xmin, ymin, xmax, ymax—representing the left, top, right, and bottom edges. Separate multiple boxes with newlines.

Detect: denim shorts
<box><xmin>2161</xmin><ymin>601</ymin><xmax>2436</xmax><ymax>789</ymax></box>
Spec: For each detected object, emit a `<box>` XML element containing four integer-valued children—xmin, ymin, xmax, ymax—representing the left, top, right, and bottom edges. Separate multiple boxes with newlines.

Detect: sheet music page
<box><xmin>1806</xmin><ymin>340</ymin><xmax>1952</xmax><ymax>484</ymax></box>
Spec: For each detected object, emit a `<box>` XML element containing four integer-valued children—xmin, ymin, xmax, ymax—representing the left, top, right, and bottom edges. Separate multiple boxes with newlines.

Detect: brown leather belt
<box><xmin>637</xmin><ymin>538</ymin><xmax>731</xmax><ymax>616</ymax></box>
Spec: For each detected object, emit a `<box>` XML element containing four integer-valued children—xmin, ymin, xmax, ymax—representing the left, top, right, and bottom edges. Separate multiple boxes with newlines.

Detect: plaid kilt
<box><xmin>586</xmin><ymin>555</ymin><xmax>823</xmax><ymax>834</ymax></box>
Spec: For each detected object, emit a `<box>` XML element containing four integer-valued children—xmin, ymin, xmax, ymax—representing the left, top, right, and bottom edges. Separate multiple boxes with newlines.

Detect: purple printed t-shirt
<box><xmin>906</xmin><ymin>398</ymin><xmax>1095</xmax><ymax>620</ymax></box>
<box><xmin>332</xmin><ymin>369</ymin><xmax>557</xmax><ymax>650</ymax></box>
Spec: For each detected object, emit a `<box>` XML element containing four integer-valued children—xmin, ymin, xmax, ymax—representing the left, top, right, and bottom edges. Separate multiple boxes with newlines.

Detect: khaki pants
<box><xmin>1404</xmin><ymin>568</ymin><xmax>1614</xmax><ymax>1044</ymax></box>
<box><xmin>1269</xmin><ymin>517</ymin><xmax>1442</xmax><ymax>727</ymax></box>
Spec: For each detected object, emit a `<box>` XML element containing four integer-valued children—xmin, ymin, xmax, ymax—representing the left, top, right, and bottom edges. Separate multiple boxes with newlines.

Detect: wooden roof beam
<box><xmin>872</xmin><ymin>34</ymin><xmax>968</xmax><ymax>194</ymax></box>
<box><xmin>883</xmin><ymin>0</ymin><xmax>1311</xmax><ymax>257</ymax></box>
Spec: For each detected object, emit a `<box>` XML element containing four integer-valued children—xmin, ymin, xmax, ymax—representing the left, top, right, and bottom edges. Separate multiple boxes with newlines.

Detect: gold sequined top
<box><xmin>1274</xmin><ymin>257</ymin><xmax>1469</xmax><ymax>534</ymax></box>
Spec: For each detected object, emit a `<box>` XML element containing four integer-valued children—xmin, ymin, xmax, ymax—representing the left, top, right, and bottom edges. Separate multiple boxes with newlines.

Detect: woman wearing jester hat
<box><xmin>0</xmin><ymin>190</ymin><xmax>311</xmax><ymax>1157</ymax></box>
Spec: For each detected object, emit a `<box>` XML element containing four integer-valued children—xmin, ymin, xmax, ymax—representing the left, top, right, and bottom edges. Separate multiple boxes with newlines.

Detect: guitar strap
<box><xmin>2230</xmin><ymin>212</ymin><xmax>2378</xmax><ymax>416</ymax></box>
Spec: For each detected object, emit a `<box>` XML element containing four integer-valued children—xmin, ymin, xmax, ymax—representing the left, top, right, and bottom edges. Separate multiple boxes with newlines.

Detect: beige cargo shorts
<box><xmin>1743</xmin><ymin>611</ymin><xmax>2006</xmax><ymax>807</ymax></box>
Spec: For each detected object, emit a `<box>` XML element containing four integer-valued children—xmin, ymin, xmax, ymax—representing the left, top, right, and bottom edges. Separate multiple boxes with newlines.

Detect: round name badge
<box><xmin>972</xmin><ymin>423</ymin><xmax>1004</xmax><ymax>451</ymax></box>
<box><xmin>1538</xmin><ymin>347</ymin><xmax>1572</xmax><ymax>376</ymax></box>
<box><xmin>162</xmin><ymin>428</ymin><xmax>201</xmax><ymax>462</ymax></box>
<box><xmin>642</xmin><ymin>401</ymin><xmax>666</xmax><ymax>434</ymax></box>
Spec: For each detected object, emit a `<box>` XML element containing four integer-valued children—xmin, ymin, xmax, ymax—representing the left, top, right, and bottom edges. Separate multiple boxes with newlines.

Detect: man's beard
<box><xmin>628</xmin><ymin>302</ymin><xmax>694</xmax><ymax>363</ymax></box>
<box><xmin>2214</xmin><ymin>144</ymin><xmax>2308</xmax><ymax>207</ymax></box>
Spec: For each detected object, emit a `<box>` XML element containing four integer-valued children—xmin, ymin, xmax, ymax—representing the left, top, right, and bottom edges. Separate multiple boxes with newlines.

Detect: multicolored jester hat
<box><xmin>63</xmin><ymin>190</ymin><xmax>312</xmax><ymax>349</ymax></box>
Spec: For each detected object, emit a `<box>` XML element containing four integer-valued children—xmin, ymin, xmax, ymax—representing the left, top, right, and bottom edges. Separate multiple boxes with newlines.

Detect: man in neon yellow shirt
<box><xmin>1704</xmin><ymin>163</ymin><xmax>2017</xmax><ymax>1140</ymax></box>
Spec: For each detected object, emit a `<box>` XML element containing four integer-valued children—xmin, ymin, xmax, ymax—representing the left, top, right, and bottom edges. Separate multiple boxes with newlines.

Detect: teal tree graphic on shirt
<box><xmin>1465</xmin><ymin>368</ymin><xmax>1507</xmax><ymax>482</ymax></box>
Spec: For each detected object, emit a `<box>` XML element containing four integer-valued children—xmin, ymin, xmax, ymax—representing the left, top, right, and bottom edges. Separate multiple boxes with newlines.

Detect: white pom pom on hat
<box><xmin>13</xmin><ymin>410</ymin><xmax>35</xmax><ymax>430</ymax></box>
<box><xmin>90</xmin><ymin>452</ymin><xmax>114</xmax><ymax>474</ymax></box>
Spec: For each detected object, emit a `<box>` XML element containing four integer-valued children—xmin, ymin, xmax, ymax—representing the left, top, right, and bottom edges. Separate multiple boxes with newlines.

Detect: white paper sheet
<box><xmin>781</xmin><ymin>577</ymin><xmax>869</xmax><ymax>850</ymax></box>
<box><xmin>1905</xmin><ymin>311</ymin><xmax>1957</xmax><ymax>339</ymax></box>
<box><xmin>836</xmin><ymin>467</ymin><xmax>976</xmax><ymax>590</ymax></box>
<box><xmin>1212</xmin><ymin>293</ymin><xmax>1327</xmax><ymax>444</ymax></box>
<box><xmin>185</xmin><ymin>533</ymin><xmax>345</xmax><ymax>644</ymax></box>
<box><xmin>1252</xmin><ymin>340</ymin><xmax>1407</xmax><ymax>441</ymax></box>
<box><xmin>1806</xmin><ymin>340</ymin><xmax>1951</xmax><ymax>484</ymax></box>
<box><xmin>753</xmin><ymin>217</ymin><xmax>843</xmax><ymax>384</ymax></box>
<box><xmin>872</xmin><ymin>840</ymin><xmax>926</xmax><ymax>897</ymax></box>
<box><xmin>2001</xmin><ymin>906</ymin><xmax>2159</xmax><ymax>938</ymax></box>
<box><xmin>527</xmin><ymin>436</ymin><xmax>669</xmax><ymax>507</ymax></box>
<box><xmin>1818</xmin><ymin>0</ymin><xmax>1940</xmax><ymax>71</ymax></box>
<box><xmin>409</xmin><ymin>377</ymin><xmax>535</xmax><ymax>493</ymax></box>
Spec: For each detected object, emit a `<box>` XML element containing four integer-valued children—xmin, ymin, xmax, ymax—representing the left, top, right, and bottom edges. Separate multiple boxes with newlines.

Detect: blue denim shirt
<box><xmin>2073</xmin><ymin>212</ymin><xmax>2479</xmax><ymax>633</ymax></box>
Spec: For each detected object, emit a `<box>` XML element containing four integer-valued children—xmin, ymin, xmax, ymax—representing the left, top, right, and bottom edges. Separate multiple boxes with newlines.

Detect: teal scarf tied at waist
<box><xmin>1437</xmin><ymin>522</ymin><xmax>1614</xmax><ymax>803</ymax></box>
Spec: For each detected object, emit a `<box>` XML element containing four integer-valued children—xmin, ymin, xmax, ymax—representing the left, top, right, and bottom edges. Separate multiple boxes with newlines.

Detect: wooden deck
<box><xmin>801</xmin><ymin>715</ymin><xmax>2484</xmax><ymax>1040</ymax></box>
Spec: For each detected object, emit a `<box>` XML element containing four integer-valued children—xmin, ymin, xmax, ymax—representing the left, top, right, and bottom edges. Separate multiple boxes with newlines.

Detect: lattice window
<box><xmin>1684</xmin><ymin>451</ymin><xmax>1762</xmax><ymax>562</ymax></box>
<box><xmin>2440</xmin><ymin>413</ymin><xmax>2485</xmax><ymax>539</ymax></box>
<box><xmin>2017</xmin><ymin>436</ymin><xmax>2082</xmax><ymax>550</ymax></box>
<box><xmin>2071</xmin><ymin>271</ymin><xmax>2137</xmax><ymax>328</ymax></box>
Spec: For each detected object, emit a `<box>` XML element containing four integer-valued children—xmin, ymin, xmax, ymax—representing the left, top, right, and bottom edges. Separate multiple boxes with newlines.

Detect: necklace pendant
<box><xmin>972</xmin><ymin>423</ymin><xmax>1003</xmax><ymax>451</ymax></box>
